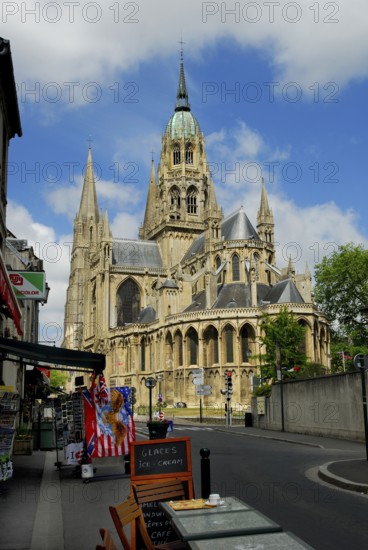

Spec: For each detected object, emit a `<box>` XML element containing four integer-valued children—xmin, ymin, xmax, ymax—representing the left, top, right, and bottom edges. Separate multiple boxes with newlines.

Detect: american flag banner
<box><xmin>83</xmin><ymin>377</ymin><xmax>135</xmax><ymax>458</ymax></box>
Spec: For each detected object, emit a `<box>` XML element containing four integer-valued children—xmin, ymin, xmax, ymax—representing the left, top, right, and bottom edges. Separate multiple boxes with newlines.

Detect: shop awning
<box><xmin>0</xmin><ymin>337</ymin><xmax>105</xmax><ymax>373</ymax></box>
<box><xmin>0</xmin><ymin>252</ymin><xmax>22</xmax><ymax>335</ymax></box>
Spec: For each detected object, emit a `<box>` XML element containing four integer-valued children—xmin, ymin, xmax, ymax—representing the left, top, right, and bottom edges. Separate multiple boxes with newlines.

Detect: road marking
<box><xmin>173</xmin><ymin>426</ymin><xmax>214</xmax><ymax>431</ymax></box>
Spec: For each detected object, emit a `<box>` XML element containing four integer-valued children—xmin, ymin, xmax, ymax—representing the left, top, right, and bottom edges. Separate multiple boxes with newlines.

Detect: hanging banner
<box><xmin>83</xmin><ymin>375</ymin><xmax>135</xmax><ymax>458</ymax></box>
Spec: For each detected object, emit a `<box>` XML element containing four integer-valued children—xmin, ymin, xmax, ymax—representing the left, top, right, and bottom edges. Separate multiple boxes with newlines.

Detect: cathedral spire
<box><xmin>257</xmin><ymin>177</ymin><xmax>274</xmax><ymax>244</ymax></box>
<box><xmin>78</xmin><ymin>146</ymin><xmax>99</xmax><ymax>220</ymax></box>
<box><xmin>175</xmin><ymin>50</ymin><xmax>190</xmax><ymax>112</ymax></box>
<box><xmin>141</xmin><ymin>159</ymin><xmax>157</xmax><ymax>236</ymax></box>
<box><xmin>259</xmin><ymin>177</ymin><xmax>272</xmax><ymax>218</ymax></box>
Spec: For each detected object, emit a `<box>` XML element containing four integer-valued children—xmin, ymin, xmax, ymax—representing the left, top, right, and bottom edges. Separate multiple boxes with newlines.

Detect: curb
<box><xmin>212</xmin><ymin>426</ymin><xmax>324</xmax><ymax>448</ymax></box>
<box><xmin>318</xmin><ymin>461</ymin><xmax>368</xmax><ymax>494</ymax></box>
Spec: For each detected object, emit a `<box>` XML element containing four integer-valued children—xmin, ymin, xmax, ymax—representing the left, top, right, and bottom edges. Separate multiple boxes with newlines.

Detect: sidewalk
<box><xmin>1</xmin><ymin>424</ymin><xmax>367</xmax><ymax>549</ymax></box>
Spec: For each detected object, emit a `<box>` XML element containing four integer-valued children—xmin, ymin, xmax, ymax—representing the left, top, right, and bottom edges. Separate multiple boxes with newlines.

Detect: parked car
<box><xmin>175</xmin><ymin>402</ymin><xmax>187</xmax><ymax>408</ymax></box>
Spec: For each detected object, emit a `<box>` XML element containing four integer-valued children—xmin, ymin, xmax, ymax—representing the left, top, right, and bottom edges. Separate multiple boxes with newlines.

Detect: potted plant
<box><xmin>147</xmin><ymin>396</ymin><xmax>169</xmax><ymax>440</ymax></box>
<box><xmin>13</xmin><ymin>426</ymin><xmax>33</xmax><ymax>455</ymax></box>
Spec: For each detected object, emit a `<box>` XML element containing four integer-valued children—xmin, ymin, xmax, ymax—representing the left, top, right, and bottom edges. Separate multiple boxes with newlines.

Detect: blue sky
<box><xmin>4</xmin><ymin>0</ymin><xmax>368</xmax><ymax>343</ymax></box>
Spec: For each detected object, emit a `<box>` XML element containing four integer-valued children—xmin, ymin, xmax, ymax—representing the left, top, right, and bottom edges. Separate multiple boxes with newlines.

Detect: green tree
<box><xmin>260</xmin><ymin>306</ymin><xmax>307</xmax><ymax>380</ymax></box>
<box><xmin>314</xmin><ymin>243</ymin><xmax>368</xmax><ymax>344</ymax></box>
<box><xmin>49</xmin><ymin>369</ymin><xmax>69</xmax><ymax>391</ymax></box>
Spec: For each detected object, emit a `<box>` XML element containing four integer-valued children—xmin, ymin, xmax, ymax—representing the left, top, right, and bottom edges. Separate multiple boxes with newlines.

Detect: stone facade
<box><xmin>63</xmin><ymin>56</ymin><xmax>330</xmax><ymax>408</ymax></box>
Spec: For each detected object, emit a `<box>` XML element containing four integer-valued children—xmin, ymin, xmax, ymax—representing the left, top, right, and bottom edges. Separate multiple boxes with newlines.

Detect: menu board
<box><xmin>136</xmin><ymin>499</ymin><xmax>178</xmax><ymax>549</ymax></box>
<box><xmin>130</xmin><ymin>437</ymin><xmax>193</xmax><ymax>548</ymax></box>
<box><xmin>130</xmin><ymin>437</ymin><xmax>192</xmax><ymax>480</ymax></box>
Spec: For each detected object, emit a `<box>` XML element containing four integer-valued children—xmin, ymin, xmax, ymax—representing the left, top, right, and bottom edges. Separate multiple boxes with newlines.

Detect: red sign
<box><xmin>0</xmin><ymin>259</ymin><xmax>22</xmax><ymax>335</ymax></box>
<box><xmin>9</xmin><ymin>273</ymin><xmax>23</xmax><ymax>286</ymax></box>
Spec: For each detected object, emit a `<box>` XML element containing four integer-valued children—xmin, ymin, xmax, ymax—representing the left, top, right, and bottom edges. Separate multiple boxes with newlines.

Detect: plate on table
<box><xmin>204</xmin><ymin>499</ymin><xmax>225</xmax><ymax>507</ymax></box>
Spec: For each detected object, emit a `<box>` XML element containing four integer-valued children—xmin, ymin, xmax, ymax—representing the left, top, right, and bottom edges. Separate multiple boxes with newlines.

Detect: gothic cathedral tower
<box><xmin>139</xmin><ymin>52</ymin><xmax>222</xmax><ymax>269</ymax></box>
<box><xmin>63</xmin><ymin>147</ymin><xmax>103</xmax><ymax>350</ymax></box>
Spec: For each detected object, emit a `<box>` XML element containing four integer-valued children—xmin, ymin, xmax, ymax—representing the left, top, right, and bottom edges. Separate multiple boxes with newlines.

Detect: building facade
<box><xmin>0</xmin><ymin>37</ymin><xmax>23</xmax><ymax>386</ymax></box>
<box><xmin>63</xmin><ymin>56</ymin><xmax>330</xmax><ymax>408</ymax></box>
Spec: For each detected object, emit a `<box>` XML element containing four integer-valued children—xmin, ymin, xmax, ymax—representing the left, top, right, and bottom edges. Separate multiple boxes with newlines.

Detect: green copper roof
<box><xmin>166</xmin><ymin>110</ymin><xmax>199</xmax><ymax>139</ymax></box>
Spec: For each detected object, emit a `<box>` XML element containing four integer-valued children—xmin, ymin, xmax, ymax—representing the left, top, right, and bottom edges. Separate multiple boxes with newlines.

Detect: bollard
<box><xmin>200</xmin><ymin>448</ymin><xmax>211</xmax><ymax>499</ymax></box>
<box><xmin>124</xmin><ymin>453</ymin><xmax>131</xmax><ymax>475</ymax></box>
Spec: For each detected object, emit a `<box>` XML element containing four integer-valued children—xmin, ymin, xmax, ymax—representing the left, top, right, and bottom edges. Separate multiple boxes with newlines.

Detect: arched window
<box><xmin>187</xmin><ymin>328</ymin><xmax>198</xmax><ymax>365</ymax></box>
<box><xmin>173</xmin><ymin>144</ymin><xmax>181</xmax><ymax>165</ymax></box>
<box><xmin>165</xmin><ymin>332</ymin><xmax>174</xmax><ymax>369</ymax></box>
<box><xmin>187</xmin><ymin>186</ymin><xmax>197</xmax><ymax>214</ymax></box>
<box><xmin>117</xmin><ymin>279</ymin><xmax>141</xmax><ymax>325</ymax></box>
<box><xmin>224</xmin><ymin>324</ymin><xmax>234</xmax><ymax>363</ymax></box>
<box><xmin>298</xmin><ymin>319</ymin><xmax>308</xmax><ymax>355</ymax></box>
<box><xmin>240</xmin><ymin>325</ymin><xmax>250</xmax><ymax>363</ymax></box>
<box><xmin>140</xmin><ymin>337</ymin><xmax>146</xmax><ymax>371</ymax></box>
<box><xmin>170</xmin><ymin>186</ymin><xmax>181</xmax><ymax>208</ymax></box>
<box><xmin>186</xmin><ymin>144</ymin><xmax>193</xmax><ymax>164</ymax></box>
<box><xmin>203</xmin><ymin>325</ymin><xmax>219</xmax><ymax>366</ymax></box>
<box><xmin>232</xmin><ymin>254</ymin><xmax>240</xmax><ymax>281</ymax></box>
<box><xmin>175</xmin><ymin>331</ymin><xmax>183</xmax><ymax>366</ymax></box>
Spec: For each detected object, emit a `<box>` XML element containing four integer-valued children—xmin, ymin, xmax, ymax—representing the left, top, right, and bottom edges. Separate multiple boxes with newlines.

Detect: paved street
<box><xmin>175</xmin><ymin>425</ymin><xmax>368</xmax><ymax>550</ymax></box>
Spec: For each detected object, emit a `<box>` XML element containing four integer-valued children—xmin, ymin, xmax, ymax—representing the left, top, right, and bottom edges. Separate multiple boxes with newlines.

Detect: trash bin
<box><xmin>245</xmin><ymin>412</ymin><xmax>253</xmax><ymax>427</ymax></box>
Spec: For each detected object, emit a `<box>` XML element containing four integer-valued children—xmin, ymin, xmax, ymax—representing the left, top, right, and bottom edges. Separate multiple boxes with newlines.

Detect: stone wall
<box><xmin>252</xmin><ymin>370</ymin><xmax>367</xmax><ymax>442</ymax></box>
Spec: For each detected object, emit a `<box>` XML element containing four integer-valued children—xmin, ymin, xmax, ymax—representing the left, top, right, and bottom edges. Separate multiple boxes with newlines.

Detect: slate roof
<box><xmin>182</xmin><ymin>207</ymin><xmax>259</xmax><ymax>262</ymax></box>
<box><xmin>137</xmin><ymin>306</ymin><xmax>157</xmax><ymax>324</ymax></box>
<box><xmin>221</xmin><ymin>208</ymin><xmax>259</xmax><ymax>241</ymax></box>
<box><xmin>262</xmin><ymin>279</ymin><xmax>304</xmax><ymax>304</ymax></box>
<box><xmin>160</xmin><ymin>278</ymin><xmax>179</xmax><ymax>289</ymax></box>
<box><xmin>112</xmin><ymin>239</ymin><xmax>163</xmax><ymax>268</ymax></box>
<box><xmin>184</xmin><ymin>280</ymin><xmax>304</xmax><ymax>312</ymax></box>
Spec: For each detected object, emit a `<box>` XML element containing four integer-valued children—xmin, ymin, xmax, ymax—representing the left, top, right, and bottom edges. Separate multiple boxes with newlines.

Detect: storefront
<box><xmin>0</xmin><ymin>338</ymin><xmax>105</xmax><ymax>481</ymax></box>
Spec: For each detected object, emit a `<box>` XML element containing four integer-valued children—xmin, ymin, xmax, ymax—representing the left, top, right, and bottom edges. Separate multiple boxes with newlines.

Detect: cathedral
<box><xmin>63</xmin><ymin>55</ymin><xmax>330</xmax><ymax>408</ymax></box>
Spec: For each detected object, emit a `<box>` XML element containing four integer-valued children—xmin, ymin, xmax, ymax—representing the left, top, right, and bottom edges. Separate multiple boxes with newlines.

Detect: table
<box><xmin>159</xmin><ymin>498</ymin><xmax>282</xmax><ymax>542</ymax></box>
<box><xmin>188</xmin><ymin>531</ymin><xmax>315</xmax><ymax>549</ymax></box>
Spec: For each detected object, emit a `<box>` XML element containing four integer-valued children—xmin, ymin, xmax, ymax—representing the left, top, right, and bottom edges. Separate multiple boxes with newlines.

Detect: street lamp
<box><xmin>145</xmin><ymin>377</ymin><xmax>156</xmax><ymax>421</ymax></box>
<box><xmin>40</xmin><ymin>282</ymin><xmax>50</xmax><ymax>306</ymax></box>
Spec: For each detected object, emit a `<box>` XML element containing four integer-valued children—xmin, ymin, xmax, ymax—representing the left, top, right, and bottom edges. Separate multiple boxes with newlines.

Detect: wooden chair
<box><xmin>109</xmin><ymin>494</ymin><xmax>187</xmax><ymax>550</ymax></box>
<box><xmin>96</xmin><ymin>527</ymin><xmax>118</xmax><ymax>550</ymax></box>
<box><xmin>132</xmin><ymin>479</ymin><xmax>186</xmax><ymax>505</ymax></box>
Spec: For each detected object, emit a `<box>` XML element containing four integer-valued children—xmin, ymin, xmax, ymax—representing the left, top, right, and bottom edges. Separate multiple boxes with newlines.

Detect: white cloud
<box><xmin>111</xmin><ymin>212</ymin><xmax>142</xmax><ymax>239</ymax></box>
<box><xmin>7</xmin><ymin>201</ymin><xmax>70</xmax><ymax>344</ymax></box>
<box><xmin>271</xmin><ymin>198</ymin><xmax>368</xmax><ymax>273</ymax></box>
<box><xmin>207</xmin><ymin>120</ymin><xmax>288</xmax><ymax>192</ymax></box>
<box><xmin>45</xmin><ymin>176</ymin><xmax>141</xmax><ymax>219</ymax></box>
<box><xmin>7</xmin><ymin>0</ymin><xmax>368</xmax><ymax>96</ymax></box>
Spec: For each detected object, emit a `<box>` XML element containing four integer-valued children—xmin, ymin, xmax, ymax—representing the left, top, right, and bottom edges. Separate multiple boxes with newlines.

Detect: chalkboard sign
<box><xmin>130</xmin><ymin>437</ymin><xmax>192</xmax><ymax>481</ymax></box>
<box><xmin>130</xmin><ymin>437</ymin><xmax>194</xmax><ymax>548</ymax></box>
<box><xmin>136</xmin><ymin>499</ymin><xmax>177</xmax><ymax>549</ymax></box>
